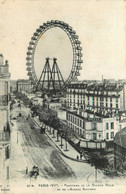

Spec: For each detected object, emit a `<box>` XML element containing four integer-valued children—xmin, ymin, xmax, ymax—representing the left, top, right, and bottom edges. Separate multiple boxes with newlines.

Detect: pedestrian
<box><xmin>36</xmin><ymin>166</ymin><xmax>39</xmax><ymax>175</ymax></box>
<box><xmin>26</xmin><ymin>166</ymin><xmax>28</xmax><ymax>174</ymax></box>
<box><xmin>80</xmin><ymin>154</ymin><xmax>82</xmax><ymax>160</ymax></box>
<box><xmin>77</xmin><ymin>155</ymin><xmax>79</xmax><ymax>160</ymax></box>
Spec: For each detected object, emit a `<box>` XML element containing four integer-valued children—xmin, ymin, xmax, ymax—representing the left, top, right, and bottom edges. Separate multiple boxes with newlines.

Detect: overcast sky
<box><xmin>0</xmin><ymin>0</ymin><xmax>126</xmax><ymax>81</ymax></box>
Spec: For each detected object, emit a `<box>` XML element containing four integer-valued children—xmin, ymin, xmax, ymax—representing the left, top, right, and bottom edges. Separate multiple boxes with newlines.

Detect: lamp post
<box><xmin>95</xmin><ymin>166</ymin><xmax>97</xmax><ymax>182</ymax></box>
<box><xmin>56</xmin><ymin>131</ymin><xmax>60</xmax><ymax>142</ymax></box>
<box><xmin>59</xmin><ymin>135</ymin><xmax>63</xmax><ymax>149</ymax></box>
<box><xmin>52</xmin><ymin>129</ymin><xmax>55</xmax><ymax>138</ymax></box>
<box><xmin>64</xmin><ymin>138</ymin><xmax>68</xmax><ymax>151</ymax></box>
<box><xmin>17</xmin><ymin>132</ymin><xmax>18</xmax><ymax>143</ymax></box>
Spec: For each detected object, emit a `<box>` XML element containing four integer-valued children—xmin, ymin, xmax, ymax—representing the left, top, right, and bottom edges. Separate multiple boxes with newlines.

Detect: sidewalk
<box><xmin>9</xmin><ymin>120</ymin><xmax>29</xmax><ymax>185</ymax></box>
<box><xmin>33</xmin><ymin>117</ymin><xmax>87</xmax><ymax>163</ymax></box>
<box><xmin>9</xmin><ymin>118</ymin><xmax>44</xmax><ymax>193</ymax></box>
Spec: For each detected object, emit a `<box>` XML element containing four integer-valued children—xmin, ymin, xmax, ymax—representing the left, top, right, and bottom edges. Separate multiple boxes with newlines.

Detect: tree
<box><xmin>88</xmin><ymin>152</ymin><xmax>109</xmax><ymax>182</ymax></box>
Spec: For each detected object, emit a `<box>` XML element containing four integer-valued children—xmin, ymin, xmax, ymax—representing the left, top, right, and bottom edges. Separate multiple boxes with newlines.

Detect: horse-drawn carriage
<box><xmin>29</xmin><ymin>166</ymin><xmax>39</xmax><ymax>179</ymax></box>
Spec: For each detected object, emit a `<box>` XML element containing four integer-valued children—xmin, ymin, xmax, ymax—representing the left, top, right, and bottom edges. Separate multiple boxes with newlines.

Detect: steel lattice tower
<box><xmin>35</xmin><ymin>58</ymin><xmax>64</xmax><ymax>93</ymax></box>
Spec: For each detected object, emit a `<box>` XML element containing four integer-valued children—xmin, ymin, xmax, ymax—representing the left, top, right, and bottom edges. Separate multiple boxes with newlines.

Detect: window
<box><xmin>111</xmin><ymin>132</ymin><xmax>114</xmax><ymax>139</ymax></box>
<box><xmin>100</xmin><ymin>97</ymin><xmax>104</xmax><ymax>108</ymax></box>
<box><xmin>73</xmin><ymin>116</ymin><xmax>74</xmax><ymax>123</ymax></box>
<box><xmin>110</xmin><ymin>98</ymin><xmax>112</xmax><ymax>108</ymax></box>
<box><xmin>111</xmin><ymin>122</ymin><xmax>114</xmax><ymax>129</ymax></box>
<box><xmin>92</xmin><ymin>97</ymin><xmax>94</xmax><ymax>106</ymax></box>
<box><xmin>92</xmin><ymin>122</ymin><xmax>97</xmax><ymax>129</ymax></box>
<box><xmin>93</xmin><ymin>133</ymin><xmax>96</xmax><ymax>140</ymax></box>
<box><xmin>88</xmin><ymin>96</ymin><xmax>89</xmax><ymax>105</ymax></box>
<box><xmin>106</xmin><ymin>123</ymin><xmax>109</xmax><ymax>130</ymax></box>
<box><xmin>116</xmin><ymin>99</ymin><xmax>119</xmax><ymax>108</ymax></box>
<box><xmin>5</xmin><ymin>146</ymin><xmax>10</xmax><ymax>159</ymax></box>
<box><xmin>80</xmin><ymin>120</ymin><xmax>82</xmax><ymax>127</ymax></box>
<box><xmin>106</xmin><ymin>133</ymin><xmax>109</xmax><ymax>140</ymax></box>
<box><xmin>83</xmin><ymin>121</ymin><xmax>85</xmax><ymax>129</ymax></box>
<box><xmin>106</xmin><ymin>98</ymin><xmax>108</xmax><ymax>107</ymax></box>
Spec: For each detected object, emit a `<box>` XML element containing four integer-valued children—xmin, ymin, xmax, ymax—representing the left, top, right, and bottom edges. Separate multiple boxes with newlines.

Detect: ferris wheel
<box><xmin>26</xmin><ymin>20</ymin><xmax>83</xmax><ymax>92</ymax></box>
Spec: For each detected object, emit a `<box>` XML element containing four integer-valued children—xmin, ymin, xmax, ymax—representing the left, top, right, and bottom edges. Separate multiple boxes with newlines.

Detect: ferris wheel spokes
<box><xmin>26</xmin><ymin>20</ymin><xmax>83</xmax><ymax>91</ymax></box>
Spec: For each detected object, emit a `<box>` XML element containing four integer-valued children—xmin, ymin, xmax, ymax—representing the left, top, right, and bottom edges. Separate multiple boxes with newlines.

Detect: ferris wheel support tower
<box><xmin>35</xmin><ymin>57</ymin><xmax>65</xmax><ymax>92</ymax></box>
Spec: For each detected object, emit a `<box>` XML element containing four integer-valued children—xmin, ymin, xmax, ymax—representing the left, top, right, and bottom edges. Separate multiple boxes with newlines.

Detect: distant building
<box><xmin>0</xmin><ymin>54</ymin><xmax>11</xmax><ymax>183</ymax></box>
<box><xmin>50</xmin><ymin>108</ymin><xmax>67</xmax><ymax>120</ymax></box>
<box><xmin>26</xmin><ymin>93</ymin><xmax>36</xmax><ymax>99</ymax></box>
<box><xmin>31</xmin><ymin>97</ymin><xmax>43</xmax><ymax>106</ymax></box>
<box><xmin>17</xmin><ymin>79</ymin><xmax>32</xmax><ymax>93</ymax></box>
<box><xmin>44</xmin><ymin>100</ymin><xmax>62</xmax><ymax>109</ymax></box>
<box><xmin>10</xmin><ymin>80</ymin><xmax>17</xmax><ymax>93</ymax></box>
<box><xmin>0</xmin><ymin>54</ymin><xmax>11</xmax><ymax>79</ymax></box>
<box><xmin>66</xmin><ymin>79</ymin><xmax>126</xmax><ymax>117</ymax></box>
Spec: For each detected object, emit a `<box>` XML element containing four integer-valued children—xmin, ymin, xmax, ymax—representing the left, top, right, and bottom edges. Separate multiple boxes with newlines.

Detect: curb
<box><xmin>31</xmin><ymin>117</ymin><xmax>88</xmax><ymax>163</ymax></box>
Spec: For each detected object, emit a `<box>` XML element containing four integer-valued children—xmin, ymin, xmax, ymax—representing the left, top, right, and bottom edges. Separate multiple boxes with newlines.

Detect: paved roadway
<box><xmin>10</xmin><ymin>103</ymin><xmax>105</xmax><ymax>183</ymax></box>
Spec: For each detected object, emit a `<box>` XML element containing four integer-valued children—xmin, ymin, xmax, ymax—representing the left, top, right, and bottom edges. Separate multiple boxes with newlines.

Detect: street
<box><xmin>10</xmin><ymin>103</ymin><xmax>106</xmax><ymax>185</ymax></box>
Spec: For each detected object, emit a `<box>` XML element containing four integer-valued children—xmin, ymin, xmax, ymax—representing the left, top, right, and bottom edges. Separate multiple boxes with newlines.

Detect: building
<box><xmin>17</xmin><ymin>79</ymin><xmax>32</xmax><ymax>93</ymax></box>
<box><xmin>10</xmin><ymin>80</ymin><xmax>17</xmax><ymax>93</ymax></box>
<box><xmin>67</xmin><ymin>110</ymin><xmax>120</xmax><ymax>141</ymax></box>
<box><xmin>0</xmin><ymin>54</ymin><xmax>11</xmax><ymax>184</ymax></box>
<box><xmin>50</xmin><ymin>108</ymin><xmax>67</xmax><ymax>120</ymax></box>
<box><xmin>44</xmin><ymin>99</ymin><xmax>62</xmax><ymax>109</ymax></box>
<box><xmin>31</xmin><ymin>97</ymin><xmax>43</xmax><ymax>106</ymax></box>
<box><xmin>66</xmin><ymin>80</ymin><xmax>126</xmax><ymax>117</ymax></box>
<box><xmin>114</xmin><ymin>127</ymin><xmax>126</xmax><ymax>172</ymax></box>
<box><xmin>26</xmin><ymin>93</ymin><xmax>36</xmax><ymax>99</ymax></box>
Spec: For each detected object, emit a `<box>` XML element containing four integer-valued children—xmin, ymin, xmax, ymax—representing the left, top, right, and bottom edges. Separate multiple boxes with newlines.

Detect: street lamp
<box><xmin>52</xmin><ymin>129</ymin><xmax>56</xmax><ymax>138</ymax></box>
<box><xmin>64</xmin><ymin>139</ymin><xmax>68</xmax><ymax>151</ymax></box>
<box><xmin>59</xmin><ymin>135</ymin><xmax>64</xmax><ymax>149</ymax></box>
<box><xmin>56</xmin><ymin>131</ymin><xmax>60</xmax><ymax>142</ymax></box>
<box><xmin>17</xmin><ymin>132</ymin><xmax>18</xmax><ymax>143</ymax></box>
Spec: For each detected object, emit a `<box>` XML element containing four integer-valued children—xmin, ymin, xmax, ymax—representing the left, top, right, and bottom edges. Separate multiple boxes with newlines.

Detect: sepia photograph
<box><xmin>0</xmin><ymin>0</ymin><xmax>126</xmax><ymax>193</ymax></box>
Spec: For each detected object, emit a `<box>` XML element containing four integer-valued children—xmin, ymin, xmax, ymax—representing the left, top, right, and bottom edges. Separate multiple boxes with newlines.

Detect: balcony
<box><xmin>0</xmin><ymin>131</ymin><xmax>10</xmax><ymax>142</ymax></box>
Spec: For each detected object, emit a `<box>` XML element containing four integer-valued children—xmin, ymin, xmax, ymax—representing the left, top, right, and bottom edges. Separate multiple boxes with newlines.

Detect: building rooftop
<box><xmin>17</xmin><ymin>79</ymin><xmax>31</xmax><ymax>82</ymax></box>
<box><xmin>68</xmin><ymin>81</ymin><xmax>124</xmax><ymax>92</ymax></box>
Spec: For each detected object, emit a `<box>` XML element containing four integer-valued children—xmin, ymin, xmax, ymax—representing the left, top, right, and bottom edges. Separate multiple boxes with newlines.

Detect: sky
<box><xmin>0</xmin><ymin>0</ymin><xmax>126</xmax><ymax>81</ymax></box>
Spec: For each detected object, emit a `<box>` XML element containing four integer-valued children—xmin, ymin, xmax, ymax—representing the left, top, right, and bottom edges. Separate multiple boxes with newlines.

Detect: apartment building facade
<box><xmin>67</xmin><ymin>110</ymin><xmax>120</xmax><ymax>141</ymax></box>
<box><xmin>66</xmin><ymin>80</ymin><xmax>126</xmax><ymax>116</ymax></box>
<box><xmin>17</xmin><ymin>79</ymin><xmax>32</xmax><ymax>93</ymax></box>
<box><xmin>0</xmin><ymin>54</ymin><xmax>11</xmax><ymax>183</ymax></box>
